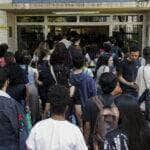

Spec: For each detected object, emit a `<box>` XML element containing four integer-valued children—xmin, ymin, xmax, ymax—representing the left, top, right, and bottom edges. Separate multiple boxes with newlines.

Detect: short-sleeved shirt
<box><xmin>118</xmin><ymin>59</ymin><xmax>141</xmax><ymax>93</ymax></box>
<box><xmin>26</xmin><ymin>118</ymin><xmax>87</xmax><ymax>150</ymax></box>
<box><xmin>136</xmin><ymin>65</ymin><xmax>150</xmax><ymax>97</ymax></box>
<box><xmin>96</xmin><ymin>65</ymin><xmax>109</xmax><ymax>84</ymax></box>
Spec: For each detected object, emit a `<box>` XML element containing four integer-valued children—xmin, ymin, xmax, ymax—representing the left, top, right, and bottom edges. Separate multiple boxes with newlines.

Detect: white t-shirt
<box><xmin>136</xmin><ymin>64</ymin><xmax>150</xmax><ymax>97</ymax></box>
<box><xmin>96</xmin><ymin>65</ymin><xmax>109</xmax><ymax>83</ymax></box>
<box><xmin>26</xmin><ymin>118</ymin><xmax>87</xmax><ymax>150</ymax></box>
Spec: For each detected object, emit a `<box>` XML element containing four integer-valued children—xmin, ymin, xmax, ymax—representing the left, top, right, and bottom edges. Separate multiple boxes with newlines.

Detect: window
<box><xmin>113</xmin><ymin>15</ymin><xmax>143</xmax><ymax>22</ymax></box>
<box><xmin>80</xmin><ymin>16</ymin><xmax>109</xmax><ymax>22</ymax></box>
<box><xmin>17</xmin><ymin>16</ymin><xmax>44</xmax><ymax>22</ymax></box>
<box><xmin>47</xmin><ymin>16</ymin><xmax>77</xmax><ymax>22</ymax></box>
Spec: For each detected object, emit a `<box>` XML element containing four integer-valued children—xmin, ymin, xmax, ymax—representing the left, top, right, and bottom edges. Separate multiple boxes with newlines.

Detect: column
<box><xmin>44</xmin><ymin>15</ymin><xmax>48</xmax><ymax>40</ymax></box>
<box><xmin>142</xmin><ymin>14</ymin><xmax>147</xmax><ymax>48</ymax></box>
<box><xmin>0</xmin><ymin>10</ymin><xmax>8</xmax><ymax>44</ymax></box>
<box><xmin>109</xmin><ymin>15</ymin><xmax>113</xmax><ymax>37</ymax></box>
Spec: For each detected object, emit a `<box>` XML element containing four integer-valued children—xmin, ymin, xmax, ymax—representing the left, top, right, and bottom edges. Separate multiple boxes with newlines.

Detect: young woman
<box><xmin>104</xmin><ymin>94</ymin><xmax>150</xmax><ymax>150</ymax></box>
<box><xmin>37</xmin><ymin>49</ymin><xmax>55</xmax><ymax>118</ymax></box>
<box><xmin>95</xmin><ymin>53</ymin><xmax>113</xmax><ymax>84</ymax></box>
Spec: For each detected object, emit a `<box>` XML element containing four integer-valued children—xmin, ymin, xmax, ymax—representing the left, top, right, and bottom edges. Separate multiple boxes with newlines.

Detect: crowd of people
<box><xmin>0</xmin><ymin>33</ymin><xmax>150</xmax><ymax>150</ymax></box>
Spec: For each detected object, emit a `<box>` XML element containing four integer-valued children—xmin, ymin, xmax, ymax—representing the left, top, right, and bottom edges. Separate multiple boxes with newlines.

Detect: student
<box><xmin>0</xmin><ymin>43</ymin><xmax>8</xmax><ymax>67</ymax></box>
<box><xmin>37</xmin><ymin>49</ymin><xmax>55</xmax><ymax>118</ymax></box>
<box><xmin>26</xmin><ymin>85</ymin><xmax>87</xmax><ymax>150</ymax></box>
<box><xmin>118</xmin><ymin>42</ymin><xmax>141</xmax><ymax>99</ymax></box>
<box><xmin>136</xmin><ymin>47</ymin><xmax>150</xmax><ymax>97</ymax></box>
<box><xmin>83</xmin><ymin>58</ymin><xmax>94</xmax><ymax>78</ymax></box>
<box><xmin>104</xmin><ymin>95</ymin><xmax>150</xmax><ymax>150</ymax></box>
<box><xmin>92</xmin><ymin>72</ymin><xmax>122</xmax><ymax>150</ymax></box>
<box><xmin>6</xmin><ymin>63</ymin><xmax>27</xmax><ymax>107</ymax></box>
<box><xmin>69</xmin><ymin>52</ymin><xmax>97</xmax><ymax>129</ymax></box>
<box><xmin>95</xmin><ymin>53</ymin><xmax>112</xmax><ymax>84</ymax></box>
<box><xmin>50</xmin><ymin>42</ymin><xmax>71</xmax><ymax>87</ymax></box>
<box><xmin>0</xmin><ymin>68</ymin><xmax>28</xmax><ymax>150</ymax></box>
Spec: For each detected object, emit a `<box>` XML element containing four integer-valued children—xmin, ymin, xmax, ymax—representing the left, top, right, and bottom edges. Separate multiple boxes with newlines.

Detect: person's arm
<box><xmin>104</xmin><ymin>133</ymin><xmax>128</xmax><ymax>150</ymax></box>
<box><xmin>118</xmin><ymin>74</ymin><xmax>132</xmax><ymax>86</ymax></box>
<box><xmin>118</xmin><ymin>74</ymin><xmax>137</xmax><ymax>89</ymax></box>
<box><xmin>70</xmin><ymin>86</ymin><xmax>75</xmax><ymax>97</ymax></box>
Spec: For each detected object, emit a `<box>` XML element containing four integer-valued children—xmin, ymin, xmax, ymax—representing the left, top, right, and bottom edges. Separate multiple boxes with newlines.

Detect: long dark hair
<box><xmin>114</xmin><ymin>95</ymin><xmax>150</xmax><ymax>150</ymax></box>
<box><xmin>95</xmin><ymin>52</ymin><xmax>111</xmax><ymax>77</ymax></box>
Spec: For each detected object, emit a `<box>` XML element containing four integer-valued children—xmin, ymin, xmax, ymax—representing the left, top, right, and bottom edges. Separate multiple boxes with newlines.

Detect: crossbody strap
<box><xmin>92</xmin><ymin>95</ymin><xmax>104</xmax><ymax>111</ymax></box>
<box><xmin>143</xmin><ymin>66</ymin><xmax>148</xmax><ymax>89</ymax></box>
<box><xmin>50</xmin><ymin>65</ymin><xmax>57</xmax><ymax>84</ymax></box>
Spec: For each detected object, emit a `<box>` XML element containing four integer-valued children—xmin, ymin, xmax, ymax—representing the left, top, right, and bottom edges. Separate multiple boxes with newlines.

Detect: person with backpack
<box><xmin>117</xmin><ymin>42</ymin><xmax>141</xmax><ymax>99</ymax></box>
<box><xmin>0</xmin><ymin>68</ymin><xmax>28</xmax><ymax>150</ymax></box>
<box><xmin>23</xmin><ymin>53</ymin><xmax>41</xmax><ymax>125</ymax></box>
<box><xmin>92</xmin><ymin>72</ymin><xmax>122</xmax><ymax>150</ymax></box>
<box><xmin>104</xmin><ymin>95</ymin><xmax>150</xmax><ymax>150</ymax></box>
<box><xmin>69</xmin><ymin>52</ymin><xmax>97</xmax><ymax>143</ymax></box>
<box><xmin>50</xmin><ymin>42</ymin><xmax>71</xmax><ymax>87</ymax></box>
<box><xmin>0</xmin><ymin>43</ymin><xmax>8</xmax><ymax>68</ymax></box>
<box><xmin>136</xmin><ymin>47</ymin><xmax>150</xmax><ymax>120</ymax></box>
<box><xmin>37</xmin><ymin>48</ymin><xmax>55</xmax><ymax>118</ymax></box>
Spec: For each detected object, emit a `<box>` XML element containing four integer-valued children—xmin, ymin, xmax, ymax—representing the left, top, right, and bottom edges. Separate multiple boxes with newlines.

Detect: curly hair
<box><xmin>48</xmin><ymin>85</ymin><xmax>70</xmax><ymax>115</ymax></box>
<box><xmin>99</xmin><ymin>72</ymin><xmax>117</xmax><ymax>94</ymax></box>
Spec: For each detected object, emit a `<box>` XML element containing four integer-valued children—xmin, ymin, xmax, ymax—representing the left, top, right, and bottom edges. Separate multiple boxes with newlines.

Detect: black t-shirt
<box><xmin>118</xmin><ymin>58</ymin><xmax>141</xmax><ymax>92</ymax></box>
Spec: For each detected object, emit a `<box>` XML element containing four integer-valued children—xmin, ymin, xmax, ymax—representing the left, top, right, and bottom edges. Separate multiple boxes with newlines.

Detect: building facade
<box><xmin>0</xmin><ymin>0</ymin><xmax>150</xmax><ymax>51</ymax></box>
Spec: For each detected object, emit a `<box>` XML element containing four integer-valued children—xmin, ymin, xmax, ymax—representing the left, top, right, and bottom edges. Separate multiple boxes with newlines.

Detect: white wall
<box><xmin>7</xmin><ymin>13</ymin><xmax>17</xmax><ymax>51</ymax></box>
<box><xmin>0</xmin><ymin>11</ymin><xmax>8</xmax><ymax>44</ymax></box>
<box><xmin>0</xmin><ymin>0</ymin><xmax>12</xmax><ymax>3</ymax></box>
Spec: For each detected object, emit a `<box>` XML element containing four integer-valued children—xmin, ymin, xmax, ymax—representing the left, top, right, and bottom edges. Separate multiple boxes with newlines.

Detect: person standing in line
<box><xmin>118</xmin><ymin>42</ymin><xmax>141</xmax><ymax>99</ymax></box>
<box><xmin>136</xmin><ymin>47</ymin><xmax>150</xmax><ymax>97</ymax></box>
<box><xmin>26</xmin><ymin>85</ymin><xmax>87</xmax><ymax>150</ymax></box>
<box><xmin>0</xmin><ymin>68</ymin><xmax>28</xmax><ymax>150</ymax></box>
<box><xmin>104</xmin><ymin>95</ymin><xmax>150</xmax><ymax>150</ymax></box>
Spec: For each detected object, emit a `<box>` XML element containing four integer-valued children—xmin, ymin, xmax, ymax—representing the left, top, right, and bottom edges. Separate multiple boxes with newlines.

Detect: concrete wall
<box><xmin>0</xmin><ymin>11</ymin><xmax>8</xmax><ymax>44</ymax></box>
<box><xmin>7</xmin><ymin>13</ymin><xmax>17</xmax><ymax>51</ymax></box>
<box><xmin>0</xmin><ymin>10</ymin><xmax>17</xmax><ymax>52</ymax></box>
<box><xmin>0</xmin><ymin>0</ymin><xmax>11</xmax><ymax>3</ymax></box>
<box><xmin>145</xmin><ymin>13</ymin><xmax>150</xmax><ymax>47</ymax></box>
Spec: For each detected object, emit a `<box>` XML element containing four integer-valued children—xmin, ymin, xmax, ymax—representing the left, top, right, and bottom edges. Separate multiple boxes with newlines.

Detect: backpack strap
<box><xmin>50</xmin><ymin>65</ymin><xmax>57</xmax><ymax>84</ymax></box>
<box><xmin>143</xmin><ymin>66</ymin><xmax>148</xmax><ymax>89</ymax></box>
<box><xmin>92</xmin><ymin>95</ymin><xmax>104</xmax><ymax>111</ymax></box>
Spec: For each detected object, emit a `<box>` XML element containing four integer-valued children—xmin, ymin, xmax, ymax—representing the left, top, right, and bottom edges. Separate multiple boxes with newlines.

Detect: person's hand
<box><xmin>37</xmin><ymin>80</ymin><xmax>43</xmax><ymax>86</ymax></box>
<box><xmin>129</xmin><ymin>82</ymin><xmax>138</xmax><ymax>90</ymax></box>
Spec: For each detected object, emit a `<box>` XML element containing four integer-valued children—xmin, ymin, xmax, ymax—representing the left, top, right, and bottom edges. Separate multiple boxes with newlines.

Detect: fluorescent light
<box><xmin>53</xmin><ymin>11</ymin><xmax>100</xmax><ymax>15</ymax></box>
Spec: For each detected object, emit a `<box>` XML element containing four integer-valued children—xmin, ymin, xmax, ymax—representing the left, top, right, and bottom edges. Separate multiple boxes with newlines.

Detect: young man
<box><xmin>92</xmin><ymin>72</ymin><xmax>122</xmax><ymax>150</ymax></box>
<box><xmin>0</xmin><ymin>68</ymin><xmax>26</xmax><ymax>149</ymax></box>
<box><xmin>26</xmin><ymin>85</ymin><xmax>87</xmax><ymax>150</ymax></box>
<box><xmin>69</xmin><ymin>52</ymin><xmax>97</xmax><ymax>128</ymax></box>
<box><xmin>118</xmin><ymin>42</ymin><xmax>141</xmax><ymax>99</ymax></box>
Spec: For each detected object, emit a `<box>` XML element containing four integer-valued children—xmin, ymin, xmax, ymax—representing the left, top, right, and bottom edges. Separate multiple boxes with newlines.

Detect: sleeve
<box><xmin>75</xmin><ymin>128</ymin><xmax>88</xmax><ymax>150</ymax></box>
<box><xmin>104</xmin><ymin>66</ymin><xmax>110</xmax><ymax>73</ymax></box>
<box><xmin>26</xmin><ymin>127</ymin><xmax>36</xmax><ymax>150</ymax></box>
<box><xmin>88</xmin><ymin>78</ymin><xmax>97</xmax><ymax>97</ymax></box>
<box><xmin>88</xmin><ymin>68</ymin><xmax>94</xmax><ymax>77</ymax></box>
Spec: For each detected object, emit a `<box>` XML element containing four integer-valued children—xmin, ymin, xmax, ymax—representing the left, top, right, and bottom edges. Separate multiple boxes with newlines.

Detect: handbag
<box><xmin>139</xmin><ymin>67</ymin><xmax>150</xmax><ymax>121</ymax></box>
